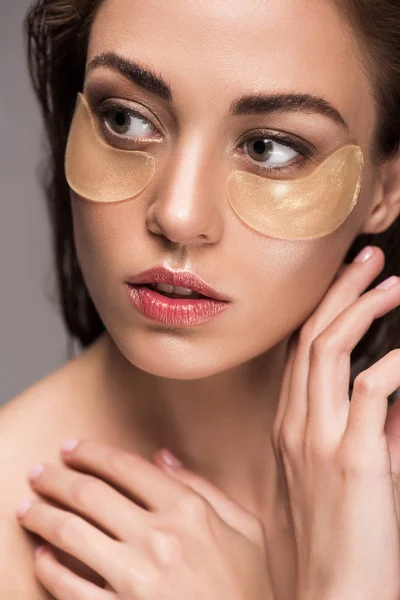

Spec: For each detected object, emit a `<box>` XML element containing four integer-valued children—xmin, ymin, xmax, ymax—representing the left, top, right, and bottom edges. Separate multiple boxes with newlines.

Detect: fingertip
<box><xmin>35</xmin><ymin>544</ymin><xmax>53</xmax><ymax>559</ymax></box>
<box><xmin>153</xmin><ymin>450</ymin><xmax>165</xmax><ymax>468</ymax></box>
<box><xmin>60</xmin><ymin>438</ymin><xmax>79</xmax><ymax>455</ymax></box>
<box><xmin>159</xmin><ymin>448</ymin><xmax>183</xmax><ymax>468</ymax></box>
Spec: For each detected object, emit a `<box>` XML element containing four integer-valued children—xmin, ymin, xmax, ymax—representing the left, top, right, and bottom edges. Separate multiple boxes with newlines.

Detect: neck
<box><xmin>90</xmin><ymin>331</ymin><xmax>290</xmax><ymax>518</ymax></box>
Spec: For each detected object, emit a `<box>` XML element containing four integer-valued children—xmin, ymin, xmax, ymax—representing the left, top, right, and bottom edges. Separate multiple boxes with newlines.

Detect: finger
<box><xmin>34</xmin><ymin>546</ymin><xmax>112</xmax><ymax>600</ymax></box>
<box><xmin>28</xmin><ymin>463</ymin><xmax>148</xmax><ymax>541</ymax></box>
<box><xmin>17</xmin><ymin>500</ymin><xmax>118</xmax><ymax>584</ymax></box>
<box><xmin>347</xmin><ymin>349</ymin><xmax>400</xmax><ymax>443</ymax></box>
<box><xmin>153</xmin><ymin>450</ymin><xmax>263</xmax><ymax>541</ymax></box>
<box><xmin>307</xmin><ymin>278</ymin><xmax>400</xmax><ymax>440</ymax></box>
<box><xmin>334</xmin><ymin>263</ymin><xmax>349</xmax><ymax>279</ymax></box>
<box><xmin>306</xmin><ymin>247</ymin><xmax>384</xmax><ymax>336</ymax></box>
<box><xmin>270</xmin><ymin>331</ymin><xmax>299</xmax><ymax>531</ymax></box>
<box><xmin>284</xmin><ymin>246</ymin><xmax>385</xmax><ymax>432</ymax></box>
<box><xmin>385</xmin><ymin>396</ymin><xmax>400</xmax><ymax>473</ymax></box>
<box><xmin>272</xmin><ymin>330</ymin><xmax>299</xmax><ymax>451</ymax></box>
<box><xmin>60</xmin><ymin>439</ymin><xmax>192</xmax><ymax>512</ymax></box>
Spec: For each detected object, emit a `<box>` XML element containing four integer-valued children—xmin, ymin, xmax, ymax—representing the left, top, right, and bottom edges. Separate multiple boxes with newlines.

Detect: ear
<box><xmin>360</xmin><ymin>150</ymin><xmax>400</xmax><ymax>235</ymax></box>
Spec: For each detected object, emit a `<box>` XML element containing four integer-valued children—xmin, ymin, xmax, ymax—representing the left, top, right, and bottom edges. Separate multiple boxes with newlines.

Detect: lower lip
<box><xmin>125</xmin><ymin>284</ymin><xmax>230</xmax><ymax>327</ymax></box>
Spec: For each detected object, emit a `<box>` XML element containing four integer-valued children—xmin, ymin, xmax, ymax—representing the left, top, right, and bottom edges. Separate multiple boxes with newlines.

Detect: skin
<box><xmin>2</xmin><ymin>0</ymin><xmax>400</xmax><ymax>597</ymax></box>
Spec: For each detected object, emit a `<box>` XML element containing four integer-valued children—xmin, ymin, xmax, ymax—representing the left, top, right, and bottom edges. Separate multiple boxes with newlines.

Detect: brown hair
<box><xmin>24</xmin><ymin>0</ymin><xmax>400</xmax><ymax>403</ymax></box>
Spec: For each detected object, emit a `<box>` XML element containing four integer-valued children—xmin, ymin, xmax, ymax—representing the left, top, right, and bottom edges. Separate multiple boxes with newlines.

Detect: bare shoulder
<box><xmin>0</xmin><ymin>334</ymin><xmax>108</xmax><ymax>597</ymax></box>
<box><xmin>0</xmin><ymin>364</ymin><xmax>76</xmax><ymax>597</ymax></box>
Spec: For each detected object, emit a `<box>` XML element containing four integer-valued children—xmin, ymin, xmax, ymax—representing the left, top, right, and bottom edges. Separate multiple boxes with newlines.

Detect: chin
<box><xmin>108</xmin><ymin>325</ymin><xmax>244</xmax><ymax>380</ymax></box>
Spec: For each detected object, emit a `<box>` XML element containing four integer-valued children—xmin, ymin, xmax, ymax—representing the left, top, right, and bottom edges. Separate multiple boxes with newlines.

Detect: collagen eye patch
<box><xmin>65</xmin><ymin>92</ymin><xmax>363</xmax><ymax>240</ymax></box>
<box><xmin>226</xmin><ymin>144</ymin><xmax>364</xmax><ymax>240</ymax></box>
<box><xmin>65</xmin><ymin>92</ymin><xmax>156</xmax><ymax>203</ymax></box>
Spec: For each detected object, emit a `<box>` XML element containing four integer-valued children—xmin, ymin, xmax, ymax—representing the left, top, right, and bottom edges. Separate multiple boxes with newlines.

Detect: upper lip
<box><xmin>126</xmin><ymin>266</ymin><xmax>230</xmax><ymax>302</ymax></box>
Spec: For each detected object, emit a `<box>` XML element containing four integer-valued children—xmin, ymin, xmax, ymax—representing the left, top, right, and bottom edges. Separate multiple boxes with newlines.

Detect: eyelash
<box><xmin>92</xmin><ymin>99</ymin><xmax>316</xmax><ymax>175</ymax></box>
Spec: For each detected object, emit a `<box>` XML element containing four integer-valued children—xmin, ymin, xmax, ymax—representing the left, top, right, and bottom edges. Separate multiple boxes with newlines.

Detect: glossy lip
<box><xmin>126</xmin><ymin>266</ymin><xmax>231</xmax><ymax>302</ymax></box>
<box><xmin>125</xmin><ymin>284</ymin><xmax>231</xmax><ymax>327</ymax></box>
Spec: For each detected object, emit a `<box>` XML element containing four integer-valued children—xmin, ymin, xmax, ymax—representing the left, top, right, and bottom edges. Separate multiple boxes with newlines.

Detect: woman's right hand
<box><xmin>271</xmin><ymin>245</ymin><xmax>400</xmax><ymax>600</ymax></box>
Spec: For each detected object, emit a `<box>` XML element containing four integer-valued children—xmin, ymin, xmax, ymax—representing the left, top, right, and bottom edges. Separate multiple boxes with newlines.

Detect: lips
<box><xmin>126</xmin><ymin>266</ymin><xmax>230</xmax><ymax>302</ymax></box>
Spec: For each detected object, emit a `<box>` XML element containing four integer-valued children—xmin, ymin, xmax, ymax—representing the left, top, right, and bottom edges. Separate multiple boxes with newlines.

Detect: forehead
<box><xmin>87</xmin><ymin>0</ymin><xmax>375</xmax><ymax>146</ymax></box>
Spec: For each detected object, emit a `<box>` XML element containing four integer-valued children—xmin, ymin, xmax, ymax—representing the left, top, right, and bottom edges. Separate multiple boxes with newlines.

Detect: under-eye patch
<box><xmin>65</xmin><ymin>92</ymin><xmax>364</xmax><ymax>241</ymax></box>
<box><xmin>65</xmin><ymin>92</ymin><xmax>156</xmax><ymax>203</ymax></box>
<box><xmin>226</xmin><ymin>144</ymin><xmax>363</xmax><ymax>240</ymax></box>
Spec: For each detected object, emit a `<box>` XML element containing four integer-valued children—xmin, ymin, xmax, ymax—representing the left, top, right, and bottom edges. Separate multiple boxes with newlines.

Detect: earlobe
<box><xmin>360</xmin><ymin>151</ymin><xmax>400</xmax><ymax>235</ymax></box>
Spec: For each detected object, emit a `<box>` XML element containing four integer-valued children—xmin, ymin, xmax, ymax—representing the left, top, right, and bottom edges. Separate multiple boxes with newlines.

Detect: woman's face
<box><xmin>71</xmin><ymin>0</ymin><xmax>378</xmax><ymax>379</ymax></box>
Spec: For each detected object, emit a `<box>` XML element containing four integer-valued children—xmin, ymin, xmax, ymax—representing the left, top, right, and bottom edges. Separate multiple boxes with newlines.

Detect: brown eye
<box><xmin>245</xmin><ymin>137</ymin><xmax>299</xmax><ymax>166</ymax></box>
<box><xmin>105</xmin><ymin>108</ymin><xmax>153</xmax><ymax>138</ymax></box>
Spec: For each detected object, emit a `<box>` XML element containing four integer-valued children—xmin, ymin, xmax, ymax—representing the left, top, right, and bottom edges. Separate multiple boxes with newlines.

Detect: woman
<box><xmin>1</xmin><ymin>0</ymin><xmax>400</xmax><ymax>598</ymax></box>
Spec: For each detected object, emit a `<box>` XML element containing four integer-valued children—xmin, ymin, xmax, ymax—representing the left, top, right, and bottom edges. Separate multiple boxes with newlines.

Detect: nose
<box><xmin>145</xmin><ymin>136</ymin><xmax>225</xmax><ymax>247</ymax></box>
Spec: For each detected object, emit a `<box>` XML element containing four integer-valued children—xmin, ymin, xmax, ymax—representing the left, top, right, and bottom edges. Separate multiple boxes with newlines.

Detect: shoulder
<box><xmin>0</xmin><ymin>334</ymin><xmax>108</xmax><ymax>597</ymax></box>
<box><xmin>0</xmin><ymin>379</ymin><xmax>66</xmax><ymax>598</ymax></box>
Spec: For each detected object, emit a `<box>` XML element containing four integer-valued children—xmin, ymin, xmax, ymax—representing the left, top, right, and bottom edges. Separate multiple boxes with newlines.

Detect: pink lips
<box><xmin>124</xmin><ymin>266</ymin><xmax>231</xmax><ymax>327</ymax></box>
<box><xmin>126</xmin><ymin>266</ymin><xmax>230</xmax><ymax>302</ymax></box>
<box><xmin>125</xmin><ymin>284</ymin><xmax>231</xmax><ymax>327</ymax></box>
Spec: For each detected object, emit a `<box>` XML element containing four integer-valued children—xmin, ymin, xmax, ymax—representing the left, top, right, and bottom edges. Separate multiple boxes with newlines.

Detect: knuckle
<box><xmin>120</xmin><ymin>564</ymin><xmax>159</xmax><ymax>598</ymax></box>
<box><xmin>310</xmin><ymin>332</ymin><xmax>341</xmax><ymax>359</ymax></box>
<box><xmin>338</xmin><ymin>433</ymin><xmax>384</xmax><ymax>474</ymax></box>
<box><xmin>337</xmin><ymin>440</ymin><xmax>368</xmax><ymax>474</ymax></box>
<box><xmin>70</xmin><ymin>476</ymin><xmax>99</xmax><ymax>507</ymax></box>
<box><xmin>151</xmin><ymin>529</ymin><xmax>183</xmax><ymax>566</ymax></box>
<box><xmin>177</xmin><ymin>490</ymin><xmax>208</xmax><ymax>520</ymax></box>
<box><xmin>106</xmin><ymin>448</ymin><xmax>139</xmax><ymax>475</ymax></box>
<box><xmin>303</xmin><ymin>431</ymin><xmax>331</xmax><ymax>462</ymax></box>
<box><xmin>54</xmin><ymin>513</ymin><xmax>78</xmax><ymax>545</ymax></box>
<box><xmin>353</xmin><ymin>371</ymin><xmax>376</xmax><ymax>396</ymax></box>
<box><xmin>279</xmin><ymin>423</ymin><xmax>298</xmax><ymax>455</ymax></box>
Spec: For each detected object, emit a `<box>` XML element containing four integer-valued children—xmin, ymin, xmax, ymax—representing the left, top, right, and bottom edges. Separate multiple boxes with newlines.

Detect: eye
<box><xmin>104</xmin><ymin>107</ymin><xmax>156</xmax><ymax>139</ymax></box>
<box><xmin>244</xmin><ymin>137</ymin><xmax>299</xmax><ymax>168</ymax></box>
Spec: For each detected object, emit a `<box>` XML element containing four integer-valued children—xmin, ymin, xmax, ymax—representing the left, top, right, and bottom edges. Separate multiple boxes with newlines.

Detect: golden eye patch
<box><xmin>65</xmin><ymin>92</ymin><xmax>156</xmax><ymax>203</ymax></box>
<box><xmin>226</xmin><ymin>144</ymin><xmax>364</xmax><ymax>240</ymax></box>
<box><xmin>65</xmin><ymin>92</ymin><xmax>363</xmax><ymax>240</ymax></box>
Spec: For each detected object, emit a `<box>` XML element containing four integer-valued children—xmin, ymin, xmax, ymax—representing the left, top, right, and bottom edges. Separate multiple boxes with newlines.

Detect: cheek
<box><xmin>241</xmin><ymin>239</ymin><xmax>337</xmax><ymax>324</ymax></box>
<box><xmin>72</xmin><ymin>198</ymin><xmax>110</xmax><ymax>280</ymax></box>
<box><xmin>70</xmin><ymin>194</ymin><xmax>138</xmax><ymax>289</ymax></box>
<box><xmin>240</xmin><ymin>178</ymin><xmax>373</xmax><ymax>338</ymax></box>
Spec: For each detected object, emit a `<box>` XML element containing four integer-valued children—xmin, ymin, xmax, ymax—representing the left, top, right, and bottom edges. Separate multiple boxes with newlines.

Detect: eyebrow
<box><xmin>86</xmin><ymin>51</ymin><xmax>349</xmax><ymax>131</ymax></box>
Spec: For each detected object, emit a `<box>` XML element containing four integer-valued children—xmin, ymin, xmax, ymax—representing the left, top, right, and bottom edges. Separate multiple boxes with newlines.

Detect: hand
<box><xmin>269</xmin><ymin>245</ymin><xmax>400</xmax><ymax>600</ymax></box>
<box><xmin>16</xmin><ymin>439</ymin><xmax>271</xmax><ymax>599</ymax></box>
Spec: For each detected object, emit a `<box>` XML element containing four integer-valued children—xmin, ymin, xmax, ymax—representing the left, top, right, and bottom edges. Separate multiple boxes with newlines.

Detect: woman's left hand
<box><xmin>16</xmin><ymin>439</ymin><xmax>270</xmax><ymax>599</ymax></box>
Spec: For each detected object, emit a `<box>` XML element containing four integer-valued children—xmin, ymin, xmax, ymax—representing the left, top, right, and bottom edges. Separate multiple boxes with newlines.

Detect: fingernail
<box><xmin>35</xmin><ymin>545</ymin><xmax>47</xmax><ymax>558</ymax></box>
<box><xmin>16</xmin><ymin>499</ymin><xmax>32</xmax><ymax>519</ymax></box>
<box><xmin>376</xmin><ymin>275</ymin><xmax>399</xmax><ymax>290</ymax></box>
<box><xmin>28</xmin><ymin>463</ymin><xmax>45</xmax><ymax>482</ymax></box>
<box><xmin>61</xmin><ymin>438</ymin><xmax>79</xmax><ymax>453</ymax></box>
<box><xmin>160</xmin><ymin>449</ymin><xmax>182</xmax><ymax>468</ymax></box>
<box><xmin>353</xmin><ymin>246</ymin><xmax>374</xmax><ymax>263</ymax></box>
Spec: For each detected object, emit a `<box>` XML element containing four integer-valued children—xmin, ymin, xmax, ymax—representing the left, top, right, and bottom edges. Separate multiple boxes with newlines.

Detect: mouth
<box><xmin>137</xmin><ymin>282</ymin><xmax>209</xmax><ymax>300</ymax></box>
<box><xmin>125</xmin><ymin>281</ymin><xmax>231</xmax><ymax>327</ymax></box>
<box><xmin>126</xmin><ymin>266</ymin><xmax>231</xmax><ymax>303</ymax></box>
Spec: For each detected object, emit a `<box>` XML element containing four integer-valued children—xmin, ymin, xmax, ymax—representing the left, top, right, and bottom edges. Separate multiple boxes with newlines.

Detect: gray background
<box><xmin>1</xmin><ymin>0</ymin><xmax>68</xmax><ymax>405</ymax></box>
